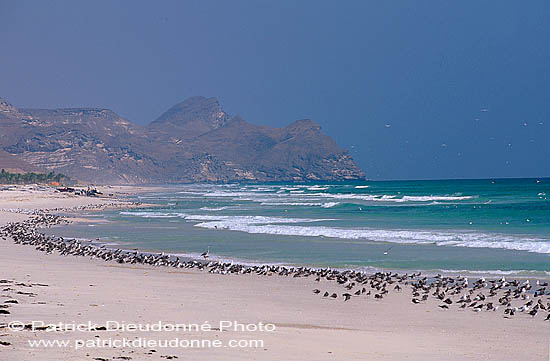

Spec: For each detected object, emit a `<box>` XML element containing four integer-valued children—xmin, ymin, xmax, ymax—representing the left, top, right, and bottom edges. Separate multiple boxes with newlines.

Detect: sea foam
<box><xmin>120</xmin><ymin>211</ymin><xmax>550</xmax><ymax>254</ymax></box>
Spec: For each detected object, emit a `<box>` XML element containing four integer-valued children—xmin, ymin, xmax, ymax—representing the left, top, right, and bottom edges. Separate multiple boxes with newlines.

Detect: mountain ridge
<box><xmin>0</xmin><ymin>96</ymin><xmax>365</xmax><ymax>184</ymax></box>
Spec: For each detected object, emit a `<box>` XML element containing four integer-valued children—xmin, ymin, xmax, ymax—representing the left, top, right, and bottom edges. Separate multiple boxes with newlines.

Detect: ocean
<box><xmin>50</xmin><ymin>178</ymin><xmax>550</xmax><ymax>277</ymax></box>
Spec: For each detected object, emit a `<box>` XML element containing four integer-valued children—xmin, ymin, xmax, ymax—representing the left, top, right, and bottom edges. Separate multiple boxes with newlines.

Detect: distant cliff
<box><xmin>0</xmin><ymin>96</ymin><xmax>365</xmax><ymax>184</ymax></box>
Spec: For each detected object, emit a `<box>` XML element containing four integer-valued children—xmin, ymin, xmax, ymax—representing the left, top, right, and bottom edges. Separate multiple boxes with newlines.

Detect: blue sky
<box><xmin>1</xmin><ymin>1</ymin><xmax>549</xmax><ymax>179</ymax></box>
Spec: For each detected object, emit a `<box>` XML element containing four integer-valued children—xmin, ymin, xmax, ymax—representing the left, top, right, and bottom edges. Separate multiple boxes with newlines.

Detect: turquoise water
<box><xmin>51</xmin><ymin>179</ymin><xmax>550</xmax><ymax>276</ymax></box>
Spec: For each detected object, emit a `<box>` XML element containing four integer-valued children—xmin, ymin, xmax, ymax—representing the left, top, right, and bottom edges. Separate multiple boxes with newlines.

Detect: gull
<box><xmin>201</xmin><ymin>246</ymin><xmax>210</xmax><ymax>259</ymax></box>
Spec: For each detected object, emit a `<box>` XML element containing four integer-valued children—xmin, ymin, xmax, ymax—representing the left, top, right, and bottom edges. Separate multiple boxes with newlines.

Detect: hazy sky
<box><xmin>1</xmin><ymin>1</ymin><xmax>549</xmax><ymax>180</ymax></box>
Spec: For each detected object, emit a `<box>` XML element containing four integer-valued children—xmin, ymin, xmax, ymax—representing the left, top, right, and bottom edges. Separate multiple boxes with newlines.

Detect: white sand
<box><xmin>0</xmin><ymin>186</ymin><xmax>548</xmax><ymax>361</ymax></box>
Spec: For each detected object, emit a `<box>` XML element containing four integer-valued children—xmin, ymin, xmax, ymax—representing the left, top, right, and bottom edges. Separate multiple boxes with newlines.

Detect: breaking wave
<box><xmin>169</xmin><ymin>184</ymin><xmax>478</xmax><ymax>205</ymax></box>
<box><xmin>438</xmin><ymin>269</ymin><xmax>550</xmax><ymax>277</ymax></box>
<box><xmin>259</xmin><ymin>201</ymin><xmax>339</xmax><ymax>208</ymax></box>
<box><xmin>200</xmin><ymin>206</ymin><xmax>231</xmax><ymax>211</ymax></box>
<box><xmin>310</xmin><ymin>193</ymin><xmax>476</xmax><ymax>203</ymax></box>
<box><xmin>120</xmin><ymin>211</ymin><xmax>550</xmax><ymax>254</ymax></box>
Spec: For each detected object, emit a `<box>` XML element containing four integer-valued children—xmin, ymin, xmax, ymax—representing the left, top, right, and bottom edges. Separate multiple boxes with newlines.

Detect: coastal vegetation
<box><xmin>0</xmin><ymin>169</ymin><xmax>69</xmax><ymax>185</ymax></box>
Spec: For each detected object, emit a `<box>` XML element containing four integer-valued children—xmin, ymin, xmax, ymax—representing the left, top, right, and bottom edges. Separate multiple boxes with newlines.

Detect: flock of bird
<box><xmin>1</xmin><ymin>207</ymin><xmax>550</xmax><ymax>322</ymax></box>
<box><xmin>308</xmin><ymin>270</ymin><xmax>550</xmax><ymax>319</ymax></box>
<box><xmin>0</xmin><ymin>201</ymin><xmax>141</xmax><ymax>216</ymax></box>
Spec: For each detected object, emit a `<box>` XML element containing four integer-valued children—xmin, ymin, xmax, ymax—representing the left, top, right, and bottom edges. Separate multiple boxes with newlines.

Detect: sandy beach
<box><xmin>0</xmin><ymin>186</ymin><xmax>548</xmax><ymax>361</ymax></box>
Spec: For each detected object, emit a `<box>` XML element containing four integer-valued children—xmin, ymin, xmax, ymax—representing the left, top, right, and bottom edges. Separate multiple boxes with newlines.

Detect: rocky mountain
<box><xmin>148</xmin><ymin>96</ymin><xmax>231</xmax><ymax>140</ymax></box>
<box><xmin>0</xmin><ymin>96</ymin><xmax>365</xmax><ymax>184</ymax></box>
<box><xmin>0</xmin><ymin>149</ymin><xmax>42</xmax><ymax>173</ymax></box>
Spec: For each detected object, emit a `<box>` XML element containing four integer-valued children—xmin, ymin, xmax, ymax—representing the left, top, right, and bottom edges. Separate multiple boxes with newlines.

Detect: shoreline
<box><xmin>0</xmin><ymin>186</ymin><xmax>549</xmax><ymax>360</ymax></box>
<box><xmin>5</xmin><ymin>207</ymin><xmax>550</xmax><ymax>294</ymax></box>
<box><xmin>40</xmin><ymin>224</ymin><xmax>550</xmax><ymax>280</ymax></box>
<box><xmin>51</xmin><ymin>206</ymin><xmax>550</xmax><ymax>280</ymax></box>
